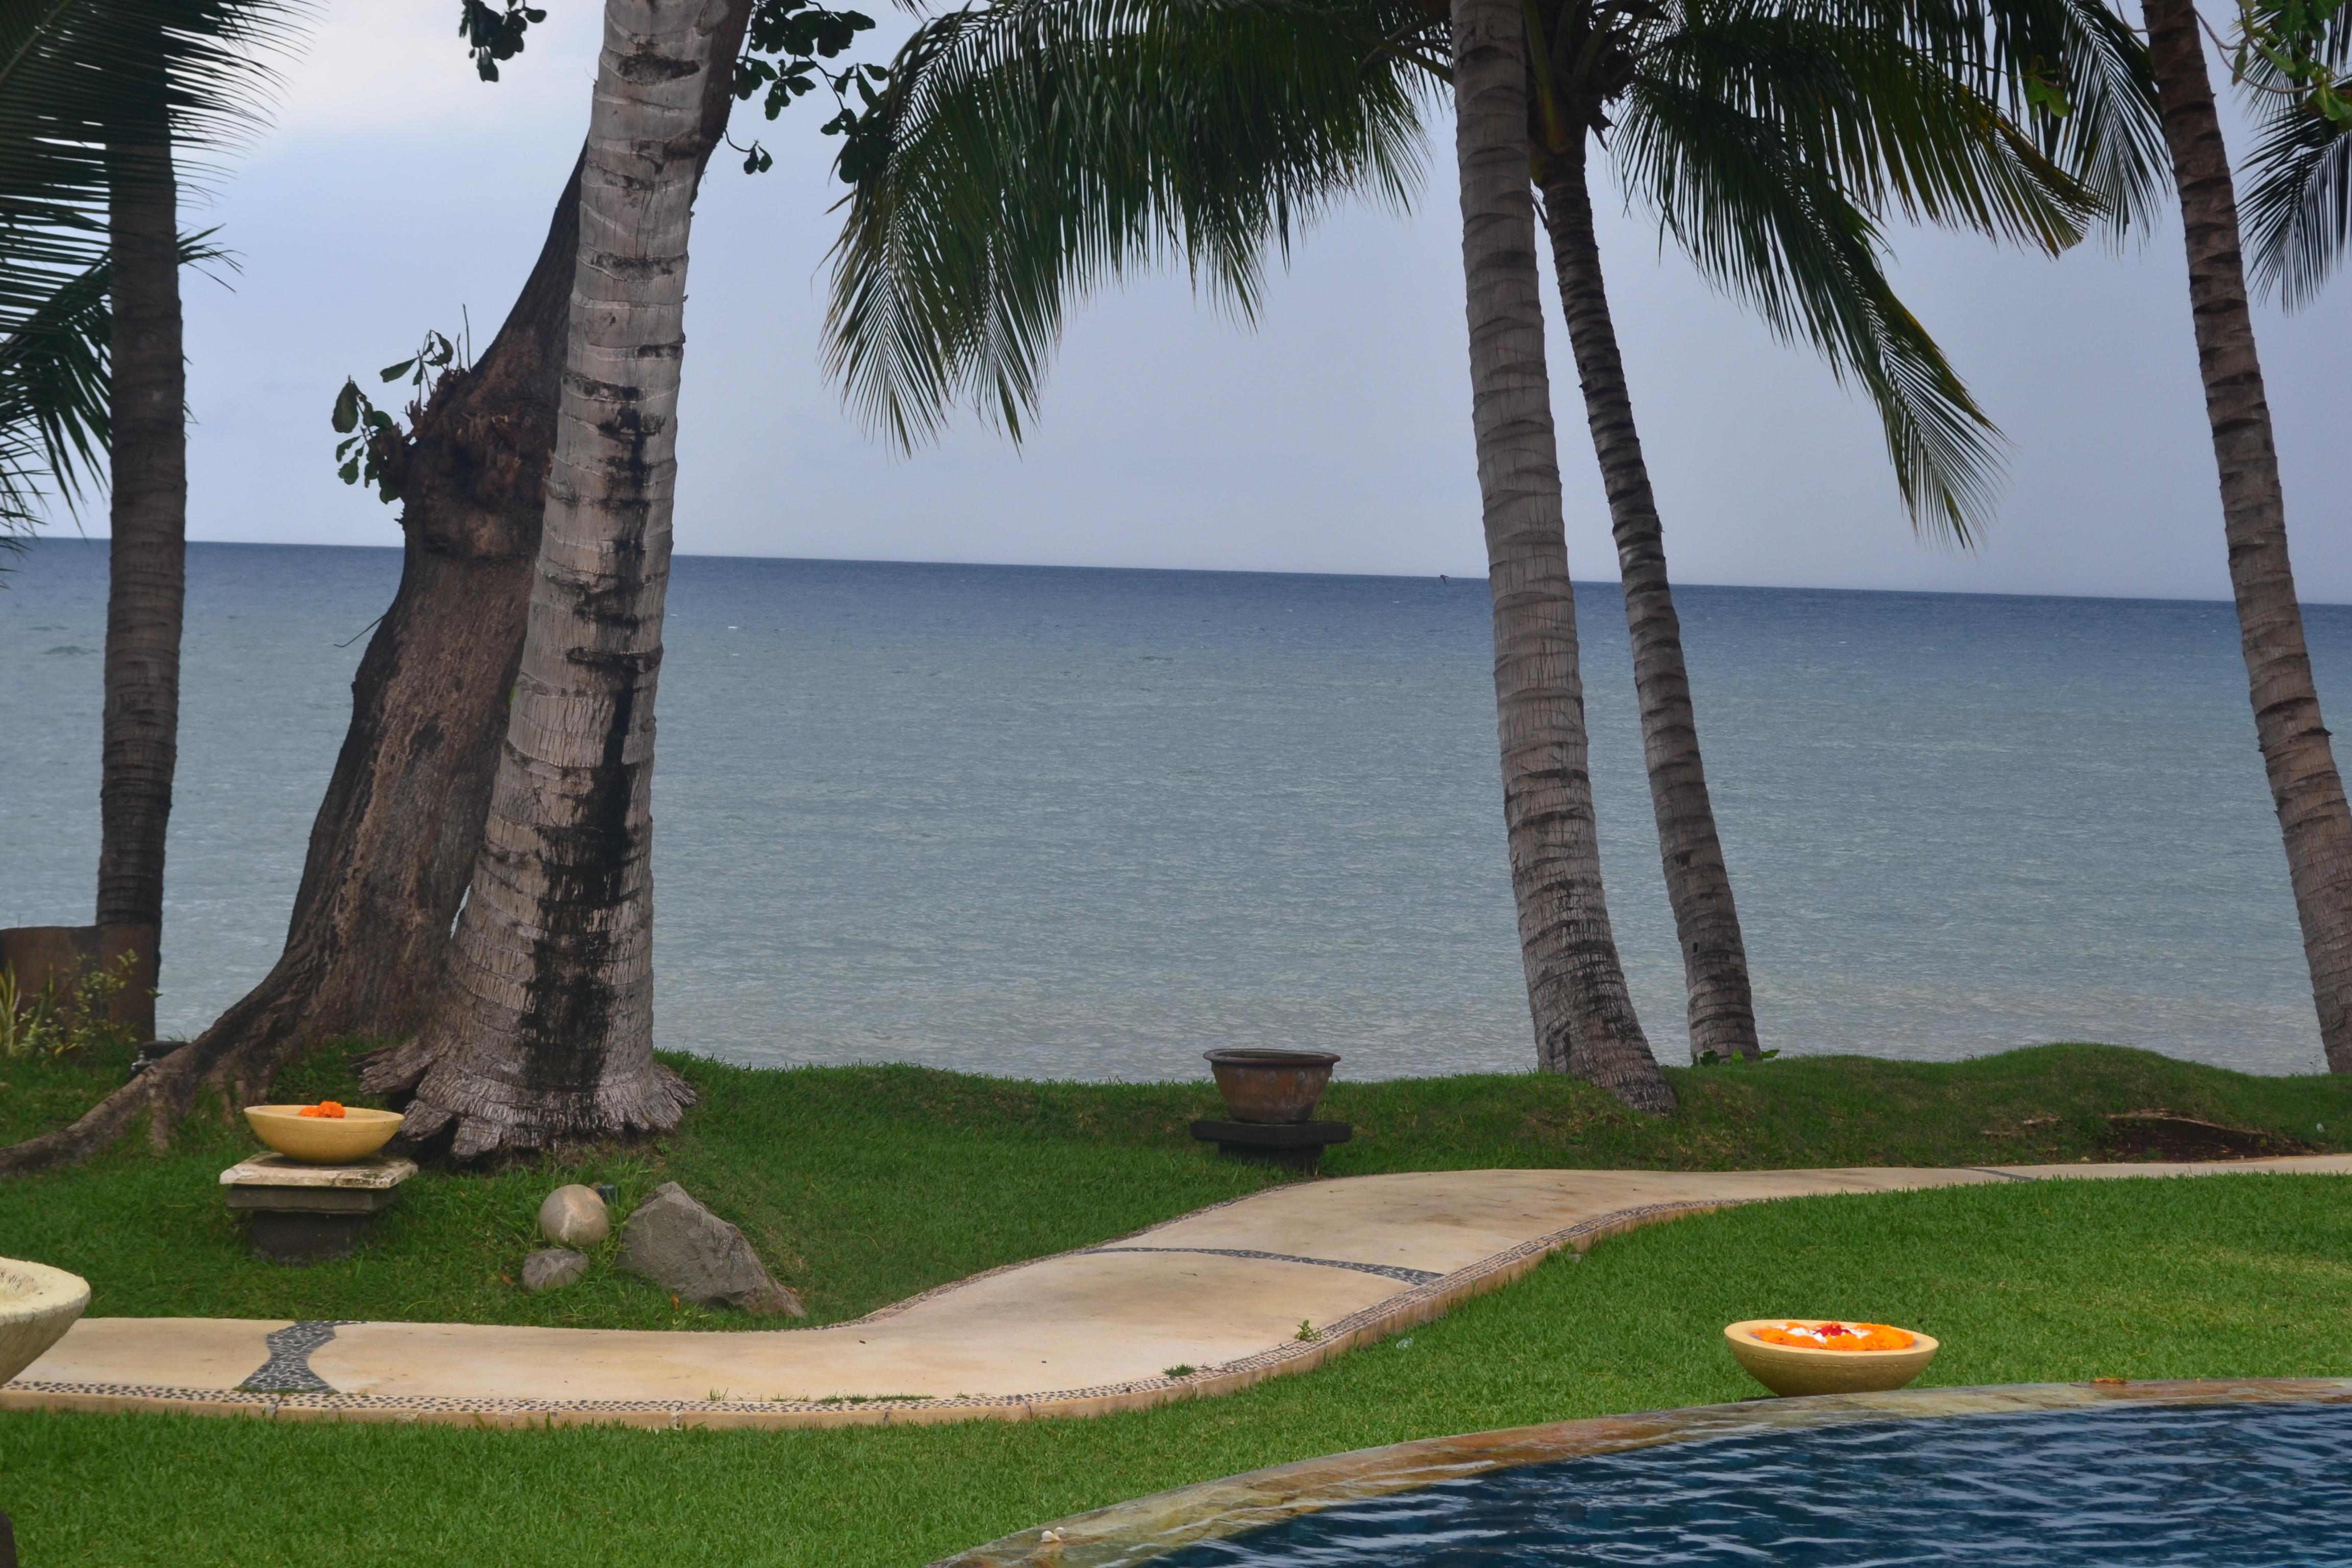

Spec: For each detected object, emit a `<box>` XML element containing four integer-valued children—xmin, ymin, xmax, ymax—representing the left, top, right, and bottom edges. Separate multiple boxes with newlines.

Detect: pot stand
<box><xmin>1190</xmin><ymin>1118</ymin><xmax>1352</xmax><ymax>1172</ymax></box>
<box><xmin>221</xmin><ymin>1154</ymin><xmax>418</xmax><ymax>1265</ymax></box>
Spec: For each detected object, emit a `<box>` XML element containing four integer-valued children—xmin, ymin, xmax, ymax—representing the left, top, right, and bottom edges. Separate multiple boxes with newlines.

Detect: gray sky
<box><xmin>163</xmin><ymin>1</ymin><xmax>2347</xmax><ymax>600</ymax></box>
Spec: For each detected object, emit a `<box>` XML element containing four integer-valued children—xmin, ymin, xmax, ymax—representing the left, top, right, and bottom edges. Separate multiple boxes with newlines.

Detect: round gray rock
<box><xmin>521</xmin><ymin>1248</ymin><xmax>589</xmax><ymax>1293</ymax></box>
<box><xmin>537</xmin><ymin>1185</ymin><xmax>610</xmax><ymax>1248</ymax></box>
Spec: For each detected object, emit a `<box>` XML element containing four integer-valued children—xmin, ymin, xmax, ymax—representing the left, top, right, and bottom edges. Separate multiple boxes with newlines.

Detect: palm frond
<box><xmin>0</xmin><ymin>0</ymin><xmax>301</xmax><ymax>335</ymax></box>
<box><xmin>825</xmin><ymin>0</ymin><xmax>1431</xmax><ymax>447</ymax></box>
<box><xmin>0</xmin><ymin>230</ymin><xmax>230</xmax><ymax>544</ymax></box>
<box><xmin>1647</xmin><ymin>0</ymin><xmax>2094</xmax><ymax>252</ymax></box>
<box><xmin>1731</xmin><ymin>0</ymin><xmax>2166</xmax><ymax>232</ymax></box>
<box><xmin>1618</xmin><ymin>74</ymin><xmax>2003</xmax><ymax>540</ymax></box>
<box><xmin>2240</xmin><ymin>10</ymin><xmax>2351</xmax><ymax>307</ymax></box>
<box><xmin>0</xmin><ymin>251</ymin><xmax>110</xmax><ymax>509</ymax></box>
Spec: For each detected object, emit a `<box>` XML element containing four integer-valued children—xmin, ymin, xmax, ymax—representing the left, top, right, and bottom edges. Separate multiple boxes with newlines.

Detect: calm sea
<box><xmin>2</xmin><ymin>539</ymin><xmax>2340</xmax><ymax>1079</ymax></box>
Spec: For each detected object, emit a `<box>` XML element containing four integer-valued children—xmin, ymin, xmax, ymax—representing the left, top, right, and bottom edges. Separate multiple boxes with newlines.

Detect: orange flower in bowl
<box><xmin>1724</xmin><ymin>1317</ymin><xmax>1939</xmax><ymax>1396</ymax></box>
<box><xmin>296</xmin><ymin>1101</ymin><xmax>347</xmax><ymax>1119</ymax></box>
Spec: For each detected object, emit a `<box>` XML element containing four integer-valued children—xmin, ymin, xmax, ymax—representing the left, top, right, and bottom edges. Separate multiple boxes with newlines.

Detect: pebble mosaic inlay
<box><xmin>1082</xmin><ymin>1247</ymin><xmax>1443</xmax><ymax>1286</ymax></box>
<box><xmin>240</xmin><ymin>1320</ymin><xmax>356</xmax><ymax>1393</ymax></box>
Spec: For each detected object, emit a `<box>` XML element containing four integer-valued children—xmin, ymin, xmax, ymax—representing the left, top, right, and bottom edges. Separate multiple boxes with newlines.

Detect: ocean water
<box><xmin>1</xmin><ymin>538</ymin><xmax>2339</xmax><ymax>1079</ymax></box>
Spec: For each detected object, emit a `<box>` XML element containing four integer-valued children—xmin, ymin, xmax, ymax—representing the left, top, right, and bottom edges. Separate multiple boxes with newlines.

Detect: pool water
<box><xmin>1164</xmin><ymin>1402</ymin><xmax>2352</xmax><ymax>1566</ymax></box>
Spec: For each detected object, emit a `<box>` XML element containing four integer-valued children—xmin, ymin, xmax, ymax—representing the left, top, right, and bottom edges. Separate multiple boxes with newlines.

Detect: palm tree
<box><xmin>2138</xmin><ymin>0</ymin><xmax>2352</xmax><ymax>1071</ymax></box>
<box><xmin>1510</xmin><ymin>0</ymin><xmax>2151</xmax><ymax>1059</ymax></box>
<box><xmin>0</xmin><ymin>0</ymin><xmax>295</xmax><ymax>1039</ymax></box>
<box><xmin>822</xmin><ymin>0</ymin><xmax>2140</xmax><ymax>1096</ymax></box>
<box><xmin>360</xmin><ymin>0</ymin><xmax>728</xmax><ymax>1158</ymax></box>
<box><xmin>93</xmin><ymin>40</ymin><xmax>186</xmax><ymax>1033</ymax></box>
<box><xmin>1453</xmin><ymin>0</ymin><xmax>1673</xmax><ymax>1106</ymax></box>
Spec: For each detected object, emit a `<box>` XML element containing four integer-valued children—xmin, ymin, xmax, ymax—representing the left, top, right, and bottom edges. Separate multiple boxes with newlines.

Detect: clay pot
<box><xmin>1723</xmin><ymin>1319</ymin><xmax>1940</xmax><ymax>1396</ymax></box>
<box><xmin>1204</xmin><ymin>1049</ymin><xmax>1341</xmax><ymax>1124</ymax></box>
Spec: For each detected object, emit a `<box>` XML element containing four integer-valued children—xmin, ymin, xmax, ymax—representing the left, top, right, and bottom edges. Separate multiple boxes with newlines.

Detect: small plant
<box><xmin>1162</xmin><ymin>1364</ymin><xmax>1195</xmax><ymax>1378</ymax></box>
<box><xmin>0</xmin><ymin>965</ymin><xmax>51</xmax><ymax>1059</ymax></box>
<box><xmin>1294</xmin><ymin>1319</ymin><xmax>1319</xmax><ymax>1343</ymax></box>
<box><xmin>330</xmin><ymin>327</ymin><xmax>468</xmax><ymax>503</ymax></box>
<box><xmin>0</xmin><ymin>953</ymin><xmax>142</xmax><ymax>1060</ymax></box>
<box><xmin>1695</xmin><ymin>1048</ymin><xmax>1781</xmax><ymax>1067</ymax></box>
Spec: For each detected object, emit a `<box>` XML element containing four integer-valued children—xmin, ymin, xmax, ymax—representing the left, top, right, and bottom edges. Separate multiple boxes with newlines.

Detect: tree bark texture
<box><xmin>363</xmin><ymin>0</ymin><xmax>725</xmax><ymax>1157</ymax></box>
<box><xmin>0</xmin><ymin>4</ymin><xmax>752</xmax><ymax>1178</ymax></box>
<box><xmin>1538</xmin><ymin>148</ymin><xmax>1759</xmax><ymax>1063</ymax></box>
<box><xmin>2143</xmin><ymin>0</ymin><xmax>2352</xmax><ymax>1073</ymax></box>
<box><xmin>1451</xmin><ymin>0</ymin><xmax>1674</xmax><ymax>1114</ymax></box>
<box><xmin>94</xmin><ymin>96</ymin><xmax>185</xmax><ymax>1041</ymax></box>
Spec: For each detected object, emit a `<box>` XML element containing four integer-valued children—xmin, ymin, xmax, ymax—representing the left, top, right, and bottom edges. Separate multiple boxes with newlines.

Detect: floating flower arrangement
<box><xmin>1751</xmin><ymin>1320</ymin><xmax>1915</xmax><ymax>1352</ymax></box>
<box><xmin>295</xmin><ymin>1101</ymin><xmax>348</xmax><ymax>1120</ymax></box>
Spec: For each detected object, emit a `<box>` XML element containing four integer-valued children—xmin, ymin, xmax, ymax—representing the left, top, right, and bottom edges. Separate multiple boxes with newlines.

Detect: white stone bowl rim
<box><xmin>1</xmin><ymin>1257</ymin><xmax>91</xmax><ymax>1329</ymax></box>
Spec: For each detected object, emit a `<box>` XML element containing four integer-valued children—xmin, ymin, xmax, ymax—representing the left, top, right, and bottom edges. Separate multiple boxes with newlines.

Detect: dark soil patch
<box><xmin>2097</xmin><ymin>1112</ymin><xmax>2314</xmax><ymax>1162</ymax></box>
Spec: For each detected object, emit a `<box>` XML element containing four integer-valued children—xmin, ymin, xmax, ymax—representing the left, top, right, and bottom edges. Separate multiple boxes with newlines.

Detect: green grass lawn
<box><xmin>0</xmin><ymin>1039</ymin><xmax>2344</xmax><ymax>1328</ymax></box>
<box><xmin>5</xmin><ymin>1172</ymin><xmax>2348</xmax><ymax>1567</ymax></box>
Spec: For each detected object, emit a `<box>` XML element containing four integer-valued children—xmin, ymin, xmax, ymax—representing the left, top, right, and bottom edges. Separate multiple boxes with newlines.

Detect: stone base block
<box><xmin>222</xmin><ymin>1154</ymin><xmax>414</xmax><ymax>1266</ymax></box>
<box><xmin>242</xmin><ymin>1210</ymin><xmax>379</xmax><ymax>1266</ymax></box>
<box><xmin>1190</xmin><ymin>1119</ymin><xmax>1352</xmax><ymax>1171</ymax></box>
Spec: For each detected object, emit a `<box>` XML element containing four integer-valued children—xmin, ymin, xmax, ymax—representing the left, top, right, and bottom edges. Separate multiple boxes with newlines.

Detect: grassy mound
<box><xmin>0</xmin><ymin>1040</ymin><xmax>2343</xmax><ymax>1328</ymax></box>
<box><xmin>5</xmin><ymin>1172</ymin><xmax>2349</xmax><ymax>1566</ymax></box>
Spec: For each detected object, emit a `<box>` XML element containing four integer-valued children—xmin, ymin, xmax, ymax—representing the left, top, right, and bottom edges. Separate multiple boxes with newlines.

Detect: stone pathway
<box><xmin>10</xmin><ymin>1155</ymin><xmax>2348</xmax><ymax>1429</ymax></box>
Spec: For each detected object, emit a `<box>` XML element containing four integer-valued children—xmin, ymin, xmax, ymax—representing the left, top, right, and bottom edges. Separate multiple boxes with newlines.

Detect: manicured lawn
<box><xmin>5</xmin><ymin>1172</ymin><xmax>2348</xmax><ymax>1566</ymax></box>
<box><xmin>0</xmin><ymin>1040</ymin><xmax>2344</xmax><ymax>1328</ymax></box>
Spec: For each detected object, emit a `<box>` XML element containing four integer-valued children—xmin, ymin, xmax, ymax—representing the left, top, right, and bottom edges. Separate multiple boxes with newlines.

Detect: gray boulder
<box><xmin>521</xmin><ymin>1248</ymin><xmax>590</xmax><ymax>1293</ymax></box>
<box><xmin>620</xmin><ymin>1182</ymin><xmax>805</xmax><ymax>1317</ymax></box>
<box><xmin>538</xmin><ymin>1184</ymin><xmax>611</xmax><ymax>1248</ymax></box>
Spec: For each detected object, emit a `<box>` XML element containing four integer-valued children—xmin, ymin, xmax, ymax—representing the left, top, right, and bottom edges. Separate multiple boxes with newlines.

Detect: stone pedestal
<box><xmin>1190</xmin><ymin>1118</ymin><xmax>1352</xmax><ymax>1172</ymax></box>
<box><xmin>220</xmin><ymin>1154</ymin><xmax>417</xmax><ymax>1265</ymax></box>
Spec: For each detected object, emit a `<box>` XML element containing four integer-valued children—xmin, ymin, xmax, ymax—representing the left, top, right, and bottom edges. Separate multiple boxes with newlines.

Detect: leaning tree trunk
<box><xmin>94</xmin><ymin>91</ymin><xmax>186</xmax><ymax>1042</ymax></box>
<box><xmin>2143</xmin><ymin>0</ymin><xmax>2352</xmax><ymax>1072</ymax></box>
<box><xmin>1538</xmin><ymin>145</ymin><xmax>1759</xmax><ymax>1063</ymax></box>
<box><xmin>361</xmin><ymin>0</ymin><xmax>724</xmax><ymax>1157</ymax></box>
<box><xmin>0</xmin><ymin>3</ymin><xmax>754</xmax><ymax>1179</ymax></box>
<box><xmin>1451</xmin><ymin>0</ymin><xmax>1673</xmax><ymax>1113</ymax></box>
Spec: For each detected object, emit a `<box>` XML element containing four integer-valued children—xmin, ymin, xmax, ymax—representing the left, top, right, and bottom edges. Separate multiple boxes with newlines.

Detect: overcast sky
<box><xmin>148</xmin><ymin>1</ymin><xmax>2347</xmax><ymax>601</ymax></box>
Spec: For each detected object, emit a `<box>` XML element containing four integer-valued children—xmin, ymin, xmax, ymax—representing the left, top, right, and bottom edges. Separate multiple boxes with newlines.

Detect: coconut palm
<box><xmin>823</xmin><ymin>0</ymin><xmax>2139</xmax><ymax>1097</ymax></box>
<box><xmin>361</xmin><ymin>0</ymin><xmax>730</xmax><ymax>1157</ymax></box>
<box><xmin>2136</xmin><ymin>0</ymin><xmax>2352</xmax><ymax>1071</ymax></box>
<box><xmin>1452</xmin><ymin>0</ymin><xmax>1671</xmax><ymax>1105</ymax></box>
<box><xmin>1</xmin><ymin>0</ymin><xmax>296</xmax><ymax>1038</ymax></box>
<box><xmin>1510</xmin><ymin>0</ymin><xmax>2152</xmax><ymax>1059</ymax></box>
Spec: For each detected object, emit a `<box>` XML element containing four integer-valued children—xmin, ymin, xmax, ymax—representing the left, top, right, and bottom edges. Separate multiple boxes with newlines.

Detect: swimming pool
<box><xmin>937</xmin><ymin>1381</ymin><xmax>2352</xmax><ymax>1568</ymax></box>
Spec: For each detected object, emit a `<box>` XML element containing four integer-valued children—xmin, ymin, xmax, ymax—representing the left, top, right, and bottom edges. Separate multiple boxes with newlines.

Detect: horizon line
<box><xmin>11</xmin><ymin>533</ymin><xmax>2311</xmax><ymax>611</ymax></box>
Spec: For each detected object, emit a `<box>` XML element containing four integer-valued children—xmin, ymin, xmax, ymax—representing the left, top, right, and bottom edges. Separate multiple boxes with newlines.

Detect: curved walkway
<box><xmin>9</xmin><ymin>1155</ymin><xmax>2349</xmax><ymax>1429</ymax></box>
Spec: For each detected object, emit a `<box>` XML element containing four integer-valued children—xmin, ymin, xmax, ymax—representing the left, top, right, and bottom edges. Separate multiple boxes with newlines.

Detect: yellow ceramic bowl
<box><xmin>1724</xmin><ymin>1319</ymin><xmax>1939</xmax><ymax>1397</ymax></box>
<box><xmin>243</xmin><ymin>1105</ymin><xmax>405</xmax><ymax>1164</ymax></box>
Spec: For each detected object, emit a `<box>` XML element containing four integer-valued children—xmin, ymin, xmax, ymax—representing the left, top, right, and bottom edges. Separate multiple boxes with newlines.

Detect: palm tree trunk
<box><xmin>1537</xmin><ymin>148</ymin><xmax>1759</xmax><ymax>1063</ymax></box>
<box><xmin>1451</xmin><ymin>0</ymin><xmax>1673</xmax><ymax>1113</ymax></box>
<box><xmin>2143</xmin><ymin>0</ymin><xmax>2352</xmax><ymax>1072</ymax></box>
<box><xmin>94</xmin><ymin>92</ymin><xmax>184</xmax><ymax>1043</ymax></box>
<box><xmin>365</xmin><ymin>0</ymin><xmax>724</xmax><ymax>1157</ymax></box>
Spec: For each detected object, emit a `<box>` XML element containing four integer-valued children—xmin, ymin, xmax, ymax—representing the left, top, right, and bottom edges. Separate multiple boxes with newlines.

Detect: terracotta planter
<box><xmin>243</xmin><ymin>1105</ymin><xmax>405</xmax><ymax>1164</ymax></box>
<box><xmin>1723</xmin><ymin>1319</ymin><xmax>1940</xmax><ymax>1396</ymax></box>
<box><xmin>1204</xmin><ymin>1049</ymin><xmax>1340</xmax><ymax>1124</ymax></box>
<box><xmin>0</xmin><ymin>1258</ymin><xmax>89</xmax><ymax>1384</ymax></box>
